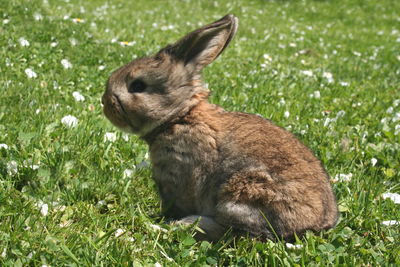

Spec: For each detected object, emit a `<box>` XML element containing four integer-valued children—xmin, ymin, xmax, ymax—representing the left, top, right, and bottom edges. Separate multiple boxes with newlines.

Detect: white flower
<box><xmin>0</xmin><ymin>144</ymin><xmax>9</xmax><ymax>150</ymax></box>
<box><xmin>3</xmin><ymin>19</ymin><xmax>10</xmax><ymax>24</ymax></box>
<box><xmin>322</xmin><ymin>72</ymin><xmax>334</xmax><ymax>83</ymax></box>
<box><xmin>286</xmin><ymin>243</ymin><xmax>303</xmax><ymax>249</ymax></box>
<box><xmin>34</xmin><ymin>13</ymin><xmax>43</xmax><ymax>21</ymax></box>
<box><xmin>263</xmin><ymin>54</ymin><xmax>272</xmax><ymax>62</ymax></box>
<box><xmin>115</xmin><ymin>228</ymin><xmax>125</xmax><ymax>237</ymax></box>
<box><xmin>19</xmin><ymin>37</ymin><xmax>30</xmax><ymax>47</ymax></box>
<box><xmin>301</xmin><ymin>70</ymin><xmax>313</xmax><ymax>77</ymax></box>
<box><xmin>284</xmin><ymin>111</ymin><xmax>290</xmax><ymax>118</ymax></box>
<box><xmin>122</xmin><ymin>134</ymin><xmax>129</xmax><ymax>141</ymax></box>
<box><xmin>61</xmin><ymin>115</ymin><xmax>78</xmax><ymax>128</ymax></box>
<box><xmin>395</xmin><ymin>124</ymin><xmax>400</xmax><ymax>135</ymax></box>
<box><xmin>25</xmin><ymin>68</ymin><xmax>37</xmax><ymax>79</ymax></box>
<box><xmin>50</xmin><ymin>42</ymin><xmax>58</xmax><ymax>47</ymax></box>
<box><xmin>7</xmin><ymin>161</ymin><xmax>18</xmax><ymax>176</ymax></box>
<box><xmin>161</xmin><ymin>25</ymin><xmax>175</xmax><ymax>31</ymax></box>
<box><xmin>313</xmin><ymin>90</ymin><xmax>321</xmax><ymax>99</ymax></box>
<box><xmin>1</xmin><ymin>248</ymin><xmax>6</xmax><ymax>258</ymax></box>
<box><xmin>339</xmin><ymin>81</ymin><xmax>349</xmax><ymax>87</ymax></box>
<box><xmin>382</xmin><ymin>220</ymin><xmax>399</xmax><ymax>226</ymax></box>
<box><xmin>353</xmin><ymin>51</ymin><xmax>362</xmax><ymax>57</ymax></box>
<box><xmin>72</xmin><ymin>91</ymin><xmax>85</xmax><ymax>102</ymax></box>
<box><xmin>104</xmin><ymin>132</ymin><xmax>117</xmax><ymax>142</ymax></box>
<box><xmin>96</xmin><ymin>200</ymin><xmax>106</xmax><ymax>207</ymax></box>
<box><xmin>61</xmin><ymin>59</ymin><xmax>72</xmax><ymax>69</ymax></box>
<box><xmin>69</xmin><ymin>38</ymin><xmax>78</xmax><ymax>46</ymax></box>
<box><xmin>382</xmin><ymin>192</ymin><xmax>400</xmax><ymax>204</ymax></box>
<box><xmin>23</xmin><ymin>159</ymin><xmax>39</xmax><ymax>170</ymax></box>
<box><xmin>39</xmin><ymin>203</ymin><xmax>49</xmax><ymax>216</ymax></box>
<box><xmin>123</xmin><ymin>169</ymin><xmax>134</xmax><ymax>178</ymax></box>
<box><xmin>155</xmin><ymin>263</ymin><xmax>162</xmax><ymax>267</ymax></box>
<box><xmin>98</xmin><ymin>65</ymin><xmax>106</xmax><ymax>71</ymax></box>
<box><xmin>333</xmin><ymin>173</ymin><xmax>352</xmax><ymax>182</ymax></box>
<box><xmin>371</xmin><ymin>158</ymin><xmax>378</xmax><ymax>166</ymax></box>
<box><xmin>393</xmin><ymin>112</ymin><xmax>400</xmax><ymax>122</ymax></box>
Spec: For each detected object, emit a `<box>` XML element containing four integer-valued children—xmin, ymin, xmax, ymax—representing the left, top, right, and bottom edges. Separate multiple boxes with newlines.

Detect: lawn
<box><xmin>1</xmin><ymin>0</ymin><xmax>399</xmax><ymax>265</ymax></box>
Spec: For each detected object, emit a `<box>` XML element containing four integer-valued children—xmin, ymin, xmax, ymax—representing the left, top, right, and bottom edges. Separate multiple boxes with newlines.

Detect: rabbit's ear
<box><xmin>164</xmin><ymin>14</ymin><xmax>238</xmax><ymax>71</ymax></box>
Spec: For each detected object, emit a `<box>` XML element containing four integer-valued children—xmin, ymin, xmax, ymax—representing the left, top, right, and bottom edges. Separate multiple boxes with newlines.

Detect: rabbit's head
<box><xmin>102</xmin><ymin>15</ymin><xmax>238</xmax><ymax>136</ymax></box>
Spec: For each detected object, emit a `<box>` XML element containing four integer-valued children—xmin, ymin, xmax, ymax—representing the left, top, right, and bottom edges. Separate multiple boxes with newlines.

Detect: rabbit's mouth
<box><xmin>103</xmin><ymin>93</ymin><xmax>133</xmax><ymax>131</ymax></box>
<box><xmin>113</xmin><ymin>94</ymin><xmax>127</xmax><ymax>115</ymax></box>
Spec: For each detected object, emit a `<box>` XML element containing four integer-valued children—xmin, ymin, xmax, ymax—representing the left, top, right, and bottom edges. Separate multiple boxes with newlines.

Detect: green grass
<box><xmin>1</xmin><ymin>0</ymin><xmax>400</xmax><ymax>265</ymax></box>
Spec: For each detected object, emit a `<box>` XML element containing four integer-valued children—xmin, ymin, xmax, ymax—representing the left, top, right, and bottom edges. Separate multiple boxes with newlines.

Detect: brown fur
<box><xmin>102</xmin><ymin>14</ymin><xmax>338</xmax><ymax>241</ymax></box>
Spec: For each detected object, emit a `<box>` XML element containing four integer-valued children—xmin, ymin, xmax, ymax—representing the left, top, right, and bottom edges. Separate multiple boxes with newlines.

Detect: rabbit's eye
<box><xmin>128</xmin><ymin>80</ymin><xmax>147</xmax><ymax>93</ymax></box>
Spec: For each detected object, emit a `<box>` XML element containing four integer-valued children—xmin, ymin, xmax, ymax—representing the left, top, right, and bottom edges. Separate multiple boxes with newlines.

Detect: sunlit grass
<box><xmin>0</xmin><ymin>0</ymin><xmax>399</xmax><ymax>265</ymax></box>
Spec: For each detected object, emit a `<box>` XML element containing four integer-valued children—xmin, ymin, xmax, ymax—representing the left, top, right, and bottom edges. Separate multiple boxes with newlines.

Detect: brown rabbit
<box><xmin>102</xmin><ymin>14</ymin><xmax>338</xmax><ymax>241</ymax></box>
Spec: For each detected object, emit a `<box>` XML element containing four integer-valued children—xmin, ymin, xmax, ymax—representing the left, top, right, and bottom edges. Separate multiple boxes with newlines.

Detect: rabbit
<box><xmin>102</xmin><ymin>14</ymin><xmax>338</xmax><ymax>242</ymax></box>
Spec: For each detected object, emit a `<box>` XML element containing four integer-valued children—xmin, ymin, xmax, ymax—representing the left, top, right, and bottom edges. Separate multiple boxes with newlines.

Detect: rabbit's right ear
<box><xmin>163</xmin><ymin>14</ymin><xmax>238</xmax><ymax>72</ymax></box>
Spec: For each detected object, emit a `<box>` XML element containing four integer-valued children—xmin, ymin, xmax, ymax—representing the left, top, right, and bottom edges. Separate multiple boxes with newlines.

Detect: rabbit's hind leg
<box><xmin>215</xmin><ymin>201</ymin><xmax>276</xmax><ymax>240</ymax></box>
<box><xmin>174</xmin><ymin>215</ymin><xmax>227</xmax><ymax>241</ymax></box>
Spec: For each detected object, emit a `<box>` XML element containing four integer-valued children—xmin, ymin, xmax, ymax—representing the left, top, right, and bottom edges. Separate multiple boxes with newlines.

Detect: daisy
<box><xmin>104</xmin><ymin>132</ymin><xmax>117</xmax><ymax>142</ymax></box>
<box><xmin>61</xmin><ymin>115</ymin><xmax>78</xmax><ymax>128</ymax></box>
<box><xmin>123</xmin><ymin>169</ymin><xmax>134</xmax><ymax>178</ymax></box>
<box><xmin>61</xmin><ymin>59</ymin><xmax>73</xmax><ymax>69</ymax></box>
<box><xmin>382</xmin><ymin>192</ymin><xmax>400</xmax><ymax>204</ymax></box>
<box><xmin>25</xmin><ymin>68</ymin><xmax>37</xmax><ymax>79</ymax></box>
<box><xmin>322</xmin><ymin>72</ymin><xmax>334</xmax><ymax>83</ymax></box>
<box><xmin>286</xmin><ymin>243</ymin><xmax>303</xmax><ymax>249</ymax></box>
<box><xmin>382</xmin><ymin>220</ymin><xmax>399</xmax><ymax>226</ymax></box>
<box><xmin>332</xmin><ymin>173</ymin><xmax>352</xmax><ymax>183</ymax></box>
<box><xmin>19</xmin><ymin>37</ymin><xmax>30</xmax><ymax>47</ymax></box>
<box><xmin>7</xmin><ymin>161</ymin><xmax>18</xmax><ymax>176</ymax></box>
<box><xmin>72</xmin><ymin>91</ymin><xmax>85</xmax><ymax>102</ymax></box>
<box><xmin>0</xmin><ymin>144</ymin><xmax>9</xmax><ymax>150</ymax></box>
<box><xmin>301</xmin><ymin>70</ymin><xmax>313</xmax><ymax>77</ymax></box>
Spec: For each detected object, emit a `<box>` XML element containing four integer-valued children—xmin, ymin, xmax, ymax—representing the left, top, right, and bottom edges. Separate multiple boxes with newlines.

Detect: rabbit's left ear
<box><xmin>163</xmin><ymin>14</ymin><xmax>238</xmax><ymax>72</ymax></box>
